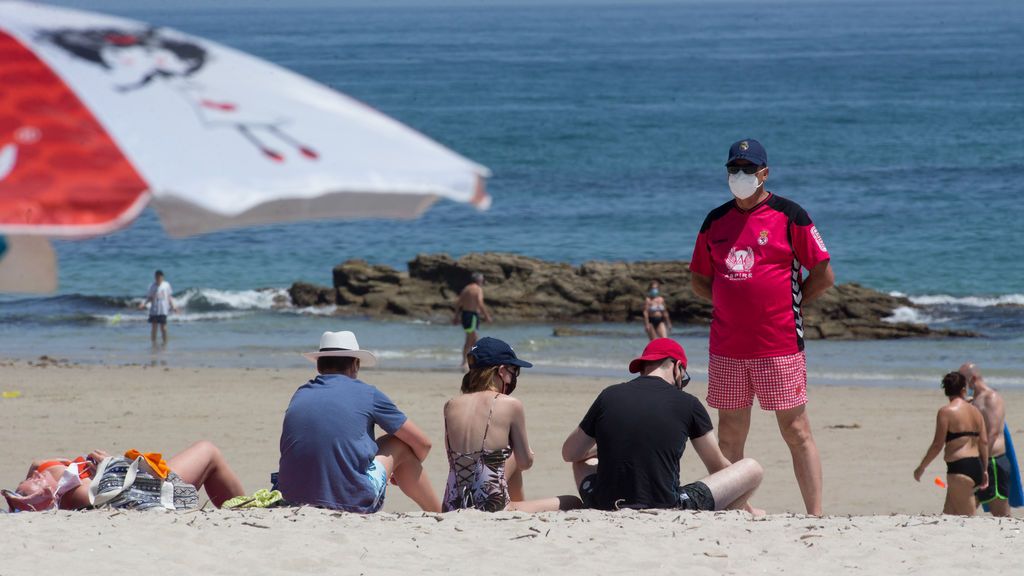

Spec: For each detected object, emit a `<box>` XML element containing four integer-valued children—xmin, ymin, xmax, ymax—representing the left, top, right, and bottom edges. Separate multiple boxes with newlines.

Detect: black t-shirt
<box><xmin>579</xmin><ymin>375</ymin><xmax>713</xmax><ymax>510</ymax></box>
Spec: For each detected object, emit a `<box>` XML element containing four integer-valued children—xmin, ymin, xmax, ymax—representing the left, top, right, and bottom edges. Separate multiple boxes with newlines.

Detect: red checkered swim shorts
<box><xmin>707</xmin><ymin>351</ymin><xmax>807</xmax><ymax>411</ymax></box>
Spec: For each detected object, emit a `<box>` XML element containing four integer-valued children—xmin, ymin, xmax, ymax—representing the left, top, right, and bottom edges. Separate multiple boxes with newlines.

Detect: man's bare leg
<box><xmin>987</xmin><ymin>498</ymin><xmax>1012</xmax><ymax>517</ymax></box>
<box><xmin>460</xmin><ymin>331</ymin><xmax>477</xmax><ymax>371</ymax></box>
<box><xmin>775</xmin><ymin>404</ymin><xmax>822</xmax><ymax>515</ymax></box>
<box><xmin>376</xmin><ymin>435</ymin><xmax>441</xmax><ymax>512</ymax></box>
<box><xmin>150</xmin><ymin>322</ymin><xmax>158</xmax><ymax>346</ymax></box>
<box><xmin>698</xmin><ymin>457</ymin><xmax>764</xmax><ymax>512</ymax></box>
<box><xmin>160</xmin><ymin>323</ymin><xmax>169</xmax><ymax>346</ymax></box>
<box><xmin>717</xmin><ymin>407</ymin><xmax>752</xmax><ymax>463</ymax></box>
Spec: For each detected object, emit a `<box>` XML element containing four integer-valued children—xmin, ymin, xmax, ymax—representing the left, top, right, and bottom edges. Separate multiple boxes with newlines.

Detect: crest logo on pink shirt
<box><xmin>725</xmin><ymin>247</ymin><xmax>755</xmax><ymax>280</ymax></box>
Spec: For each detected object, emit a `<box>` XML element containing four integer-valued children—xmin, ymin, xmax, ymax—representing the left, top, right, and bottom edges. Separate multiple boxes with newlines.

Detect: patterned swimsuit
<box><xmin>443</xmin><ymin>394</ymin><xmax>513</xmax><ymax>512</ymax></box>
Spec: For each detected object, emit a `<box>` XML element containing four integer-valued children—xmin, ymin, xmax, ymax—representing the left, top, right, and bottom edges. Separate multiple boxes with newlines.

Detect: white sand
<box><xmin>1</xmin><ymin>361</ymin><xmax>1021</xmax><ymax>574</ymax></box>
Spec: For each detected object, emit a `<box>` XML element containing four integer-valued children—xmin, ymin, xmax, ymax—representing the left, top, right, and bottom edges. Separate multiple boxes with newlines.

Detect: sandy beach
<box><xmin>1</xmin><ymin>360</ymin><xmax>1020</xmax><ymax>573</ymax></box>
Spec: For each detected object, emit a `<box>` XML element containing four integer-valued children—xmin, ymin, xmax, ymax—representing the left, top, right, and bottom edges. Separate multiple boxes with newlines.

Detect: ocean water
<box><xmin>1</xmin><ymin>1</ymin><xmax>1022</xmax><ymax>387</ymax></box>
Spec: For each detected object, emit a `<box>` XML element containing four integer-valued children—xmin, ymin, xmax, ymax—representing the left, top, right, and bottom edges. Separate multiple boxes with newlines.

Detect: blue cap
<box><xmin>726</xmin><ymin>139</ymin><xmax>767</xmax><ymax>166</ymax></box>
<box><xmin>467</xmin><ymin>337</ymin><xmax>533</xmax><ymax>369</ymax></box>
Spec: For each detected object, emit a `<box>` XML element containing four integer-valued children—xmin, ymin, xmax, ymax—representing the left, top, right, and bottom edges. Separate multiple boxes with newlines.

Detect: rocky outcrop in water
<box><xmin>288</xmin><ymin>252</ymin><xmax>975</xmax><ymax>340</ymax></box>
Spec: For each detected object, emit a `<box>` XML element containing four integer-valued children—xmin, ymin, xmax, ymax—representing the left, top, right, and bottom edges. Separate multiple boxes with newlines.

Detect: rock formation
<box><xmin>288</xmin><ymin>252</ymin><xmax>975</xmax><ymax>340</ymax></box>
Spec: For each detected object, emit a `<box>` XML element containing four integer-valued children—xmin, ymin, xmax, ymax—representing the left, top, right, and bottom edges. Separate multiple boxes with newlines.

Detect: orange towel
<box><xmin>124</xmin><ymin>449</ymin><xmax>170</xmax><ymax>479</ymax></box>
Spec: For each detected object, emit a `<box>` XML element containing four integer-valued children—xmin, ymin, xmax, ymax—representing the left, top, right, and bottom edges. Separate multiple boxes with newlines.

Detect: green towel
<box><xmin>223</xmin><ymin>489</ymin><xmax>285</xmax><ymax>509</ymax></box>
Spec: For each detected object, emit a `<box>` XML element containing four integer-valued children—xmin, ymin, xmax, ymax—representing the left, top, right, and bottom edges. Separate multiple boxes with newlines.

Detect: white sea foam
<box><xmin>176</xmin><ymin>288</ymin><xmax>291</xmax><ymax>310</ymax></box>
<box><xmin>882</xmin><ymin>306</ymin><xmax>950</xmax><ymax>325</ymax></box>
<box><xmin>288</xmin><ymin>305</ymin><xmax>338</xmax><ymax>316</ymax></box>
<box><xmin>93</xmin><ymin>311</ymin><xmax>250</xmax><ymax>323</ymax></box>
<box><xmin>907</xmin><ymin>294</ymin><xmax>1024</xmax><ymax>308</ymax></box>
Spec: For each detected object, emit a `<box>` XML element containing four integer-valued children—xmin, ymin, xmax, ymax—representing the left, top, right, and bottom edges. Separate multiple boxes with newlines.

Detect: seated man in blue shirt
<box><xmin>278</xmin><ymin>331</ymin><xmax>441</xmax><ymax>512</ymax></box>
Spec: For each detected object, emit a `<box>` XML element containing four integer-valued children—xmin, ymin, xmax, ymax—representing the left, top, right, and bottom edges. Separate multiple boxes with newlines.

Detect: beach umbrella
<box><xmin>0</xmin><ymin>1</ymin><xmax>491</xmax><ymax>290</ymax></box>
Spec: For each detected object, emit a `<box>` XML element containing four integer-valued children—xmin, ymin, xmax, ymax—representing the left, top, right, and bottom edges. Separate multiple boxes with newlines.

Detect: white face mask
<box><xmin>728</xmin><ymin>170</ymin><xmax>762</xmax><ymax>200</ymax></box>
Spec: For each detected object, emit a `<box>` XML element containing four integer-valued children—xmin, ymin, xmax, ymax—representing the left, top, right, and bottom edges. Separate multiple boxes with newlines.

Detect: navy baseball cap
<box><xmin>726</xmin><ymin>139</ymin><xmax>768</xmax><ymax>166</ymax></box>
<box><xmin>467</xmin><ymin>337</ymin><xmax>533</xmax><ymax>369</ymax></box>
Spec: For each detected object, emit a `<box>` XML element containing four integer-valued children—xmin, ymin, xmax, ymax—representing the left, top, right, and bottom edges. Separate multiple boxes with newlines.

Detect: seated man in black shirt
<box><xmin>562</xmin><ymin>338</ymin><xmax>763</xmax><ymax>512</ymax></box>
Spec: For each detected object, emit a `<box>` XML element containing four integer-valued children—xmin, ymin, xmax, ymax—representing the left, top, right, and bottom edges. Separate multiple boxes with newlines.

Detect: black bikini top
<box><xmin>945</xmin><ymin>430</ymin><xmax>979</xmax><ymax>442</ymax></box>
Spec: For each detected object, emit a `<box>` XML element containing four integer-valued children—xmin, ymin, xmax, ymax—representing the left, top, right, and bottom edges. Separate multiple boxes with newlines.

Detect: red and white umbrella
<box><xmin>0</xmin><ymin>1</ymin><xmax>491</xmax><ymax>291</ymax></box>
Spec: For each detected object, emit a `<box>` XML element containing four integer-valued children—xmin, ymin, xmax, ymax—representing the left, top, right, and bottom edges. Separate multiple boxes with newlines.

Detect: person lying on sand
<box><xmin>914</xmin><ymin>371</ymin><xmax>989</xmax><ymax>516</ymax></box>
<box><xmin>562</xmin><ymin>338</ymin><xmax>764</xmax><ymax>514</ymax></box>
<box><xmin>277</xmin><ymin>330</ymin><xmax>441</xmax><ymax>513</ymax></box>
<box><xmin>3</xmin><ymin>441</ymin><xmax>244</xmax><ymax>512</ymax></box>
<box><xmin>442</xmin><ymin>337</ymin><xmax>582</xmax><ymax>512</ymax></box>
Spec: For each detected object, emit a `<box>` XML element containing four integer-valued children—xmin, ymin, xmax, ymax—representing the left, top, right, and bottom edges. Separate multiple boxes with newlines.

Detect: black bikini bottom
<box><xmin>947</xmin><ymin>457</ymin><xmax>984</xmax><ymax>487</ymax></box>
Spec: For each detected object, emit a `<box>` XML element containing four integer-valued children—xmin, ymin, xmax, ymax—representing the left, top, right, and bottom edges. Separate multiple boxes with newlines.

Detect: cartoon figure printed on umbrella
<box><xmin>38</xmin><ymin>27</ymin><xmax>318</xmax><ymax>163</ymax></box>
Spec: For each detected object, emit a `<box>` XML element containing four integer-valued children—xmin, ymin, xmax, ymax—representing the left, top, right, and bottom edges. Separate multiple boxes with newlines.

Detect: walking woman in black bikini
<box><xmin>914</xmin><ymin>372</ymin><xmax>989</xmax><ymax>515</ymax></box>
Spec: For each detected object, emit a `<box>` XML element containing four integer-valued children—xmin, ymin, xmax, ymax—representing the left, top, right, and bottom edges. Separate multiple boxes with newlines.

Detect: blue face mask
<box><xmin>649</xmin><ymin>289</ymin><xmax>659</xmax><ymax>297</ymax></box>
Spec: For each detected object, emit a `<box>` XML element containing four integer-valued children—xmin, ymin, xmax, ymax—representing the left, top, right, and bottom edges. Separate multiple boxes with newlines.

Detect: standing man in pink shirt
<box><xmin>689</xmin><ymin>139</ymin><xmax>834</xmax><ymax>515</ymax></box>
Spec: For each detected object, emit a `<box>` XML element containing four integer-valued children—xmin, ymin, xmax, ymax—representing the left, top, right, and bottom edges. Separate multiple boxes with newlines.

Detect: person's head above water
<box><xmin>154</xmin><ymin>269</ymin><xmax>164</xmax><ymax>281</ymax></box>
<box><xmin>462</xmin><ymin>337</ymin><xmax>532</xmax><ymax>395</ymax></box>
<box><xmin>941</xmin><ymin>371</ymin><xmax>968</xmax><ymax>399</ymax></box>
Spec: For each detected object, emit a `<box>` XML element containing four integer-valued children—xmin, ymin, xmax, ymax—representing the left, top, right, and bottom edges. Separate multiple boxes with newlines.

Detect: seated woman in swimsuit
<box><xmin>442</xmin><ymin>337</ymin><xmax>582</xmax><ymax>512</ymax></box>
<box><xmin>4</xmin><ymin>440</ymin><xmax>244</xmax><ymax>512</ymax></box>
<box><xmin>913</xmin><ymin>372</ymin><xmax>989</xmax><ymax>515</ymax></box>
<box><xmin>643</xmin><ymin>281</ymin><xmax>671</xmax><ymax>341</ymax></box>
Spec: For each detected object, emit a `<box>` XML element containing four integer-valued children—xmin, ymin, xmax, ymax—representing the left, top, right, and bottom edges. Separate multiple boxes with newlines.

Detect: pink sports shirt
<box><xmin>689</xmin><ymin>193</ymin><xmax>830</xmax><ymax>359</ymax></box>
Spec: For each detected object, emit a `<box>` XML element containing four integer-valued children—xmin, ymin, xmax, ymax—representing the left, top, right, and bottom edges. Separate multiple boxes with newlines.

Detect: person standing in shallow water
<box><xmin>139</xmin><ymin>269</ymin><xmax>177</xmax><ymax>347</ymax></box>
<box><xmin>453</xmin><ymin>272</ymin><xmax>492</xmax><ymax>371</ymax></box>
<box><xmin>642</xmin><ymin>280</ymin><xmax>671</xmax><ymax>340</ymax></box>
<box><xmin>689</xmin><ymin>139</ymin><xmax>834</xmax><ymax>516</ymax></box>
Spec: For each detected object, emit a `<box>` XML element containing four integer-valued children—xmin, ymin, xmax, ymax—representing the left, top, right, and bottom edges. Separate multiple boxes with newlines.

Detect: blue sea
<box><xmin>1</xmin><ymin>1</ymin><xmax>1022</xmax><ymax>387</ymax></box>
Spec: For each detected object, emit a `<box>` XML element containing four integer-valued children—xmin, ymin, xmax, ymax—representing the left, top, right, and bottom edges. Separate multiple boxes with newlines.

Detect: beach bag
<box><xmin>89</xmin><ymin>453</ymin><xmax>198</xmax><ymax>511</ymax></box>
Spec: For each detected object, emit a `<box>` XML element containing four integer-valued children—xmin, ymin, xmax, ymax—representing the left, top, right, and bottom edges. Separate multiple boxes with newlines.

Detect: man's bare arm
<box><xmin>691</xmin><ymin>272</ymin><xmax>712</xmax><ymax>300</ymax></box>
<box><xmin>691</xmin><ymin>431</ymin><xmax>731</xmax><ymax>474</ymax></box>
<box><xmin>802</xmin><ymin>260</ymin><xmax>834</xmax><ymax>303</ymax></box>
<box><xmin>477</xmin><ymin>287</ymin><xmax>492</xmax><ymax>322</ymax></box>
<box><xmin>979</xmin><ymin>394</ymin><xmax>1006</xmax><ymax>454</ymax></box>
<box><xmin>562</xmin><ymin>427</ymin><xmax>597</xmax><ymax>463</ymax></box>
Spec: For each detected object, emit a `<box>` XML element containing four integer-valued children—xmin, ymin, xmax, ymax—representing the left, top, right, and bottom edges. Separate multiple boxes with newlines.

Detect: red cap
<box><xmin>628</xmin><ymin>338</ymin><xmax>688</xmax><ymax>373</ymax></box>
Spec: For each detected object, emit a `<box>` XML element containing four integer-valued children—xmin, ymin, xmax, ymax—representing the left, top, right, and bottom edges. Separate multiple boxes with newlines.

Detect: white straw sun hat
<box><xmin>301</xmin><ymin>331</ymin><xmax>377</xmax><ymax>367</ymax></box>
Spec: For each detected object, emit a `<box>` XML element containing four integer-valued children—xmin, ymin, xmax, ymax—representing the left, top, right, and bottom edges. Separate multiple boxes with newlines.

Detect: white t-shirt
<box><xmin>147</xmin><ymin>280</ymin><xmax>173</xmax><ymax>316</ymax></box>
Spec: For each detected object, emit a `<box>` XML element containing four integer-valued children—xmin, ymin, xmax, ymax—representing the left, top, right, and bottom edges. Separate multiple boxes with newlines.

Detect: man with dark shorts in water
<box><xmin>963</xmin><ymin>362</ymin><xmax>1013</xmax><ymax>517</ymax></box>
<box><xmin>139</xmin><ymin>269</ymin><xmax>177</xmax><ymax>347</ymax></box>
<box><xmin>453</xmin><ymin>272</ymin><xmax>492</xmax><ymax>371</ymax></box>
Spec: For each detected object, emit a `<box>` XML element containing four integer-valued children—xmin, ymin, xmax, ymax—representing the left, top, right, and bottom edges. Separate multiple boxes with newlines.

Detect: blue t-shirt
<box><xmin>278</xmin><ymin>373</ymin><xmax>408</xmax><ymax>512</ymax></box>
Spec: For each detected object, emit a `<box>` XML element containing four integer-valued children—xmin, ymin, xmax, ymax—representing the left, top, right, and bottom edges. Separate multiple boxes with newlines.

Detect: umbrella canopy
<box><xmin>0</xmin><ymin>1</ymin><xmax>491</xmax><ymax>241</ymax></box>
